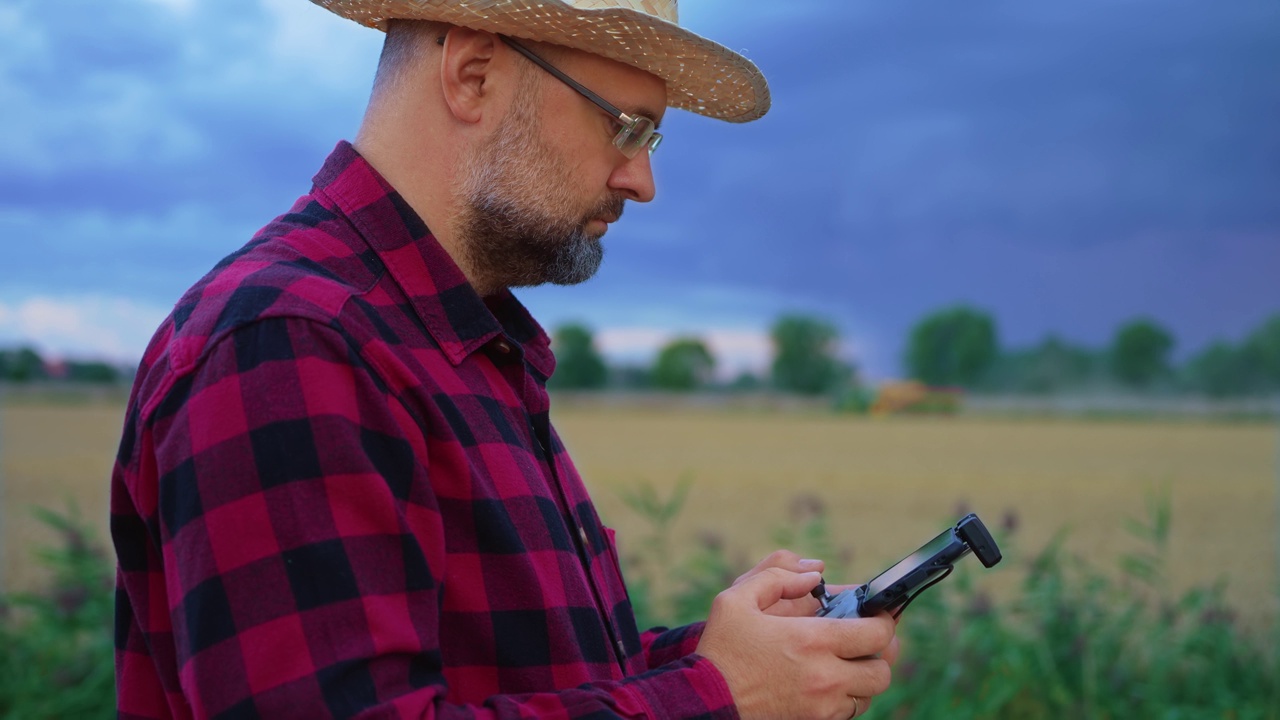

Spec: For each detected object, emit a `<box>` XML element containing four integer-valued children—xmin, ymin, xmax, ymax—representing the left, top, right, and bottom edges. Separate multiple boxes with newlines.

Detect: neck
<box><xmin>353</xmin><ymin>95</ymin><xmax>477</xmax><ymax>288</ymax></box>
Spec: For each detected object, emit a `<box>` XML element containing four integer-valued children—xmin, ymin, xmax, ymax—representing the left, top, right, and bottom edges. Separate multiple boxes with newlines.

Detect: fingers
<box><xmin>881</xmin><ymin>634</ymin><xmax>902</xmax><ymax>667</ymax></box>
<box><xmin>733</xmin><ymin>550</ymin><xmax>829</xmax><ymax>617</ymax></box>
<box><xmin>734</xmin><ymin>549</ymin><xmax>824</xmax><ymax>587</ymax></box>
<box><xmin>823</xmin><ymin>613</ymin><xmax>897</xmax><ymax>661</ymax></box>
<box><xmin>762</xmin><ymin>596</ymin><xmax>822</xmax><ymax>618</ymax></box>
<box><xmin>844</xmin><ymin>655</ymin><xmax>893</xmax><ymax>698</ymax></box>
<box><xmin>764</xmin><ymin>549</ymin><xmax>824</xmax><ymax>574</ymax></box>
<box><xmin>697</xmin><ymin>575</ymin><xmax>900</xmax><ymax>720</ymax></box>
<box><xmin>731</xmin><ymin>568</ymin><xmax>824</xmax><ymax>612</ymax></box>
<box><xmin>728</xmin><ymin>571</ymin><xmax>896</xmax><ymax>658</ymax></box>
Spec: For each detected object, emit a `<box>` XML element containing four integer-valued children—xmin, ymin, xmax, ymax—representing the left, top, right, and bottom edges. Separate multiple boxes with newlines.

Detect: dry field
<box><xmin>2</xmin><ymin>398</ymin><xmax>1277</xmax><ymax>626</ymax></box>
<box><xmin>558</xmin><ymin>407</ymin><xmax>1279</xmax><ymax>627</ymax></box>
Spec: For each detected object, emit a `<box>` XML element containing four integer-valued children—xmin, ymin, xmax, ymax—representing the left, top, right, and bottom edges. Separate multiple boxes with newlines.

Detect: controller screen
<box><xmin>866</xmin><ymin>528</ymin><xmax>957</xmax><ymax>598</ymax></box>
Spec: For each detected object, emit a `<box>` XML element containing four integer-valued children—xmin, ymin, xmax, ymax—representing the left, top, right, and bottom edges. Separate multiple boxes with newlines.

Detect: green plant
<box><xmin>617</xmin><ymin>475</ymin><xmax>696</xmax><ymax>629</ymax></box>
<box><xmin>771</xmin><ymin>494</ymin><xmax>850</xmax><ymax>581</ymax></box>
<box><xmin>616</xmin><ymin>476</ymin><xmax>744</xmax><ymax>629</ymax></box>
<box><xmin>619</xmin><ymin>488</ymin><xmax>1280</xmax><ymax>719</ymax></box>
<box><xmin>867</xmin><ymin>492</ymin><xmax>1277</xmax><ymax>718</ymax></box>
<box><xmin>0</xmin><ymin>505</ymin><xmax>116</xmax><ymax>718</ymax></box>
<box><xmin>832</xmin><ymin>385</ymin><xmax>874</xmax><ymax>414</ymax></box>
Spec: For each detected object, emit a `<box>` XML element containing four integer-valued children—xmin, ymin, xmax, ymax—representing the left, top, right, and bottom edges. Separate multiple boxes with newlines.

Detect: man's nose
<box><xmin>608</xmin><ymin>149</ymin><xmax>656</xmax><ymax>203</ymax></box>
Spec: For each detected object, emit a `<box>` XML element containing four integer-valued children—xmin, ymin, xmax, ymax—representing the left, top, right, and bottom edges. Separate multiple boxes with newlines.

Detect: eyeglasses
<box><xmin>499</xmin><ymin>35</ymin><xmax>663</xmax><ymax>159</ymax></box>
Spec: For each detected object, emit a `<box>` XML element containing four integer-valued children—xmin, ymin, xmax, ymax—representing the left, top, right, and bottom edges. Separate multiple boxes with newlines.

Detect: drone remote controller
<box><xmin>811</xmin><ymin>513</ymin><xmax>1002</xmax><ymax>619</ymax></box>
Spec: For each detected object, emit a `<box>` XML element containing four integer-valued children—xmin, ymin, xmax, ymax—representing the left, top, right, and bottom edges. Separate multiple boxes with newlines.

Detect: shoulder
<box><xmin>133</xmin><ymin>204</ymin><xmax>391</xmax><ymax>408</ymax></box>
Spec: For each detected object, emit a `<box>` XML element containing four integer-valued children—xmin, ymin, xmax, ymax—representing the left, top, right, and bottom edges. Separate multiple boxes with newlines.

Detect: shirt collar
<box><xmin>310</xmin><ymin>141</ymin><xmax>555</xmax><ymax>378</ymax></box>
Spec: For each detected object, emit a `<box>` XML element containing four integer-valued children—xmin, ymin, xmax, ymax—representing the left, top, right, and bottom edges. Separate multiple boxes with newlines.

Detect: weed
<box><xmin>0</xmin><ymin>505</ymin><xmax>115</xmax><ymax>719</ymax></box>
<box><xmin>619</xmin><ymin>483</ymin><xmax>1280</xmax><ymax>719</ymax></box>
<box><xmin>5</xmin><ymin>487</ymin><xmax>1277</xmax><ymax>719</ymax></box>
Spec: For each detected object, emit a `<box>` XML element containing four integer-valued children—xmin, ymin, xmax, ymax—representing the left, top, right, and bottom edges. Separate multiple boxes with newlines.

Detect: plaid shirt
<box><xmin>111</xmin><ymin>142</ymin><xmax>735</xmax><ymax>719</ymax></box>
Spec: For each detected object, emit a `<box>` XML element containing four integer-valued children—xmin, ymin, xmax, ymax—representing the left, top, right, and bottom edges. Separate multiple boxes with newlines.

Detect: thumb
<box><xmin>733</xmin><ymin>568</ymin><xmax>823</xmax><ymax>612</ymax></box>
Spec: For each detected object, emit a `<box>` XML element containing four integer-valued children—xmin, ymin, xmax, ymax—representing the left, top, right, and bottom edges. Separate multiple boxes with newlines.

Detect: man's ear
<box><xmin>439</xmin><ymin>27</ymin><xmax>501</xmax><ymax>124</ymax></box>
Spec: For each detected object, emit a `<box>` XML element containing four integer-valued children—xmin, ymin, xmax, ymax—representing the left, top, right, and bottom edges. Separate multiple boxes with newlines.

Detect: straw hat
<box><xmin>309</xmin><ymin>0</ymin><xmax>770</xmax><ymax>122</ymax></box>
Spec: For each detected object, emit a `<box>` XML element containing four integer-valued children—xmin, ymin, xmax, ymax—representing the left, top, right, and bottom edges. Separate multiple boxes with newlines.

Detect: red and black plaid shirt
<box><xmin>111</xmin><ymin>142</ymin><xmax>735</xmax><ymax>719</ymax></box>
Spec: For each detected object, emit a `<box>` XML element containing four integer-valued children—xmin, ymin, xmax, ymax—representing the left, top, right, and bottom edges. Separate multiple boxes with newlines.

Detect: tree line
<box><xmin>549</xmin><ymin>316</ymin><xmax>850</xmax><ymax>395</ymax></box>
<box><xmin>906</xmin><ymin>306</ymin><xmax>1280</xmax><ymax>397</ymax></box>
<box><xmin>4</xmin><ymin>308</ymin><xmax>1276</xmax><ymax>398</ymax></box>
<box><xmin>0</xmin><ymin>347</ymin><xmax>124</xmax><ymax>384</ymax></box>
<box><xmin>551</xmin><ymin>308</ymin><xmax>1280</xmax><ymax>399</ymax></box>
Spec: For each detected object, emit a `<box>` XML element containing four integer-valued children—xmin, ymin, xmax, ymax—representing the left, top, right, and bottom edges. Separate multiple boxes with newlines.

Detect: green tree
<box><xmin>611</xmin><ymin>365</ymin><xmax>653</xmax><ymax>390</ymax></box>
<box><xmin>65</xmin><ymin>361</ymin><xmax>121</xmax><ymax>384</ymax></box>
<box><xmin>770</xmin><ymin>315</ymin><xmax>848</xmax><ymax>395</ymax></box>
<box><xmin>1109</xmin><ymin>319</ymin><xmax>1174</xmax><ymax>389</ymax></box>
<box><xmin>547</xmin><ymin>324</ymin><xmax>607</xmax><ymax>390</ymax></box>
<box><xmin>1242</xmin><ymin>313</ymin><xmax>1280</xmax><ymax>388</ymax></box>
<box><xmin>905</xmin><ymin>306</ymin><xmax>999</xmax><ymax>388</ymax></box>
<box><xmin>986</xmin><ymin>335</ymin><xmax>1099</xmax><ymax>394</ymax></box>
<box><xmin>651</xmin><ymin>337</ymin><xmax>715</xmax><ymax>391</ymax></box>
<box><xmin>1</xmin><ymin>347</ymin><xmax>47</xmax><ymax>383</ymax></box>
<box><xmin>1184</xmin><ymin>314</ymin><xmax>1280</xmax><ymax>397</ymax></box>
<box><xmin>1185</xmin><ymin>342</ymin><xmax>1257</xmax><ymax>397</ymax></box>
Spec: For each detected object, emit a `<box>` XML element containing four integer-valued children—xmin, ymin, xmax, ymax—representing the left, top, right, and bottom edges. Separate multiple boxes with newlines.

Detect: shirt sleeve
<box><xmin>138</xmin><ymin>316</ymin><xmax>737</xmax><ymax>720</ymax></box>
<box><xmin>639</xmin><ymin>625</ymin><xmax>707</xmax><ymax>671</ymax></box>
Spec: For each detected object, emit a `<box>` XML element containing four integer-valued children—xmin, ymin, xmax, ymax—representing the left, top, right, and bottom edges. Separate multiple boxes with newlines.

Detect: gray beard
<box><xmin>460</xmin><ymin>184</ymin><xmax>620</xmax><ymax>289</ymax></box>
<box><xmin>455</xmin><ymin>79</ymin><xmax>624</xmax><ymax>291</ymax></box>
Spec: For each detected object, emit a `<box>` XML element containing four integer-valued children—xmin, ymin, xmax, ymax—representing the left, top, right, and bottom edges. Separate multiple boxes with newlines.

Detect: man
<box><xmin>111</xmin><ymin>1</ymin><xmax>900</xmax><ymax>718</ymax></box>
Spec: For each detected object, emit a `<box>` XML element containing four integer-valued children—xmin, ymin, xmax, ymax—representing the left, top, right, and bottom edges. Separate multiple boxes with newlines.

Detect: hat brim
<box><xmin>310</xmin><ymin>0</ymin><xmax>770</xmax><ymax>123</ymax></box>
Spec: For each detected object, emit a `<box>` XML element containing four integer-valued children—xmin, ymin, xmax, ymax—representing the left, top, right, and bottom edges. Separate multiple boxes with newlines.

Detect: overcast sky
<box><xmin>1</xmin><ymin>0</ymin><xmax>1277</xmax><ymax>378</ymax></box>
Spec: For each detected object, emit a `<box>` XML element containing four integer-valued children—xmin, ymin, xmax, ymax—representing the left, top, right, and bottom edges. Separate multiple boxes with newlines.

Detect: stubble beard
<box><xmin>456</xmin><ymin>75</ymin><xmax>625</xmax><ymax>293</ymax></box>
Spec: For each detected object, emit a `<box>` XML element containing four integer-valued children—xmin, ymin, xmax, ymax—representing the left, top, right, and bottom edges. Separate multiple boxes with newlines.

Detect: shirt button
<box><xmin>615</xmin><ymin>639</ymin><xmax>626</xmax><ymax>658</ymax></box>
<box><xmin>493</xmin><ymin>339</ymin><xmax>512</xmax><ymax>354</ymax></box>
<box><xmin>578</xmin><ymin>526</ymin><xmax>591</xmax><ymax>551</ymax></box>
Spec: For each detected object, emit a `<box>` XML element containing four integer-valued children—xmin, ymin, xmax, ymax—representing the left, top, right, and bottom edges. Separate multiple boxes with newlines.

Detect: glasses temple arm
<box><xmin>498</xmin><ymin>35</ymin><xmax>629</xmax><ymax>121</ymax></box>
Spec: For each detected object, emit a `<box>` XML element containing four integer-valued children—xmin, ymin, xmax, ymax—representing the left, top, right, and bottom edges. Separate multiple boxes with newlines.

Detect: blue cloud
<box><xmin>1</xmin><ymin>0</ymin><xmax>379</xmax><ymax>302</ymax></box>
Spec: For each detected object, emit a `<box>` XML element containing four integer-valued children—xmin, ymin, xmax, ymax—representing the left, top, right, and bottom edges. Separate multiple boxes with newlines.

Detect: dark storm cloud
<box><xmin>2</xmin><ymin>0</ymin><xmax>1276</xmax><ymax>371</ymax></box>
<box><xmin>685</xmin><ymin>0</ymin><xmax>1280</xmax><ymax>246</ymax></box>
<box><xmin>587</xmin><ymin>0</ymin><xmax>1280</xmax><ymax>371</ymax></box>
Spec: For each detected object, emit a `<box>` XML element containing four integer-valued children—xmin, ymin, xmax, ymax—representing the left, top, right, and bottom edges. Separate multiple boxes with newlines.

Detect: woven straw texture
<box><xmin>309</xmin><ymin>0</ymin><xmax>770</xmax><ymax>122</ymax></box>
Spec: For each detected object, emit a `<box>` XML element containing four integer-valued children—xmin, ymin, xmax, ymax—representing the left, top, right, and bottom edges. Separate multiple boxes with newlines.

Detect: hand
<box><xmin>731</xmin><ymin>550</ymin><xmax>826</xmax><ymax>617</ymax></box>
<box><xmin>696</xmin><ymin>568</ymin><xmax>898</xmax><ymax>720</ymax></box>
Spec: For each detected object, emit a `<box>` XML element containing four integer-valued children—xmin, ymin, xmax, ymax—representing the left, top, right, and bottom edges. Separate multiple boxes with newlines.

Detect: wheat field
<box><xmin>555</xmin><ymin>407</ymin><xmax>1278</xmax><ymax>624</ymax></box>
<box><xmin>2</xmin><ymin>398</ymin><xmax>1276</xmax><ymax>626</ymax></box>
